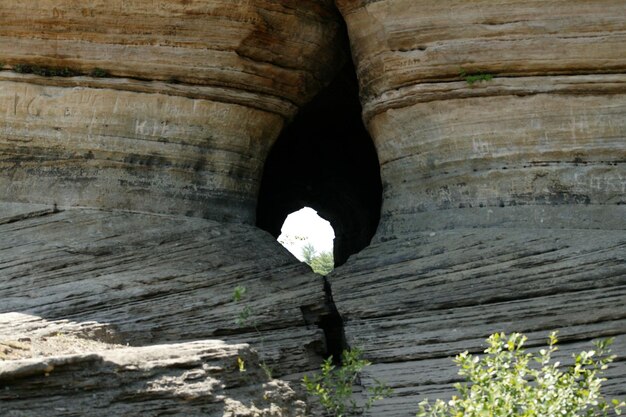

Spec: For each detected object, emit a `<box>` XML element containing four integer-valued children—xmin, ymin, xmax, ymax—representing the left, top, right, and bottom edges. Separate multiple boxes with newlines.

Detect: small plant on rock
<box><xmin>233</xmin><ymin>285</ymin><xmax>254</xmax><ymax>327</ymax></box>
<box><xmin>303</xmin><ymin>348</ymin><xmax>392</xmax><ymax>417</ymax></box>
<box><xmin>460</xmin><ymin>68</ymin><xmax>494</xmax><ymax>85</ymax></box>
<box><xmin>232</xmin><ymin>285</ymin><xmax>273</xmax><ymax>380</ymax></box>
<box><xmin>417</xmin><ymin>332</ymin><xmax>625</xmax><ymax>417</ymax></box>
<box><xmin>13</xmin><ymin>64</ymin><xmax>32</xmax><ymax>74</ymax></box>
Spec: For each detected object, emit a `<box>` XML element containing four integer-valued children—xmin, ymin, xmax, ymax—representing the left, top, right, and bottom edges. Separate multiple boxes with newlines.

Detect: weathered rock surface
<box><xmin>0</xmin><ymin>0</ymin><xmax>341</xmax><ymax>105</ymax></box>
<box><xmin>335</xmin><ymin>0</ymin><xmax>626</xmax><ymax>233</ymax></box>
<box><xmin>333</xmin><ymin>0</ymin><xmax>626</xmax><ymax>414</ymax></box>
<box><xmin>0</xmin><ymin>2</ymin><xmax>344</xmax><ymax>414</ymax></box>
<box><xmin>1</xmin><ymin>1</ymin><xmax>625</xmax><ymax>416</ymax></box>
<box><xmin>331</xmin><ymin>229</ymin><xmax>626</xmax><ymax>415</ymax></box>
<box><xmin>0</xmin><ymin>312</ymin><xmax>123</xmax><ymax>361</ymax></box>
<box><xmin>0</xmin><ymin>0</ymin><xmax>344</xmax><ymax>223</ymax></box>
<box><xmin>0</xmin><ymin>319</ymin><xmax>308</xmax><ymax>417</ymax></box>
<box><xmin>0</xmin><ymin>203</ymin><xmax>329</xmax><ymax>379</ymax></box>
<box><xmin>337</xmin><ymin>0</ymin><xmax>626</xmax><ymax>101</ymax></box>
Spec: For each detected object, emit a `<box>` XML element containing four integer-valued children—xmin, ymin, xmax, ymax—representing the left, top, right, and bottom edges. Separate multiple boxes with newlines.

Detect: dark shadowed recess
<box><xmin>256</xmin><ymin>61</ymin><xmax>382</xmax><ymax>267</ymax></box>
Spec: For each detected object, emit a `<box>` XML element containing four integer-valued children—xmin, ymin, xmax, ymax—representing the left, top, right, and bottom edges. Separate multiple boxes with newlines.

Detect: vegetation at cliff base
<box><xmin>417</xmin><ymin>332</ymin><xmax>625</xmax><ymax>417</ymax></box>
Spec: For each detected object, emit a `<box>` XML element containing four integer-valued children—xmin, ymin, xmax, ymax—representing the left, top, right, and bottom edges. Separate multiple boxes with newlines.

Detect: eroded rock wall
<box><xmin>337</xmin><ymin>0</ymin><xmax>626</xmax><ymax>234</ymax></box>
<box><xmin>0</xmin><ymin>203</ymin><xmax>330</xmax><ymax>415</ymax></box>
<box><xmin>0</xmin><ymin>0</ymin><xmax>343</xmax><ymax>223</ymax></box>
<box><xmin>1</xmin><ymin>1</ymin><xmax>625</xmax><ymax>416</ymax></box>
<box><xmin>0</xmin><ymin>2</ymin><xmax>344</xmax><ymax>415</ymax></box>
<box><xmin>0</xmin><ymin>203</ymin><xmax>331</xmax><ymax>375</ymax></box>
<box><xmin>333</xmin><ymin>1</ymin><xmax>626</xmax><ymax>415</ymax></box>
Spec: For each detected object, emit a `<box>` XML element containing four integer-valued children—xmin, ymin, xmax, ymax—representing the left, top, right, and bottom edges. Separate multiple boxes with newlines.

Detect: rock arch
<box><xmin>0</xmin><ymin>1</ymin><xmax>624</xmax><ymax>415</ymax></box>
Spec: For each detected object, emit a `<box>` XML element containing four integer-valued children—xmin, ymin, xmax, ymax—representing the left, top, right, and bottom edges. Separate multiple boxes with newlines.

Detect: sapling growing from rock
<box><xmin>232</xmin><ymin>285</ymin><xmax>273</xmax><ymax>379</ymax></box>
<box><xmin>303</xmin><ymin>347</ymin><xmax>392</xmax><ymax>416</ymax></box>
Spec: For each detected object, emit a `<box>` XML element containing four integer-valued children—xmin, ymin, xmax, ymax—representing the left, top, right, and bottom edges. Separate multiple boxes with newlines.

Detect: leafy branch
<box><xmin>418</xmin><ymin>331</ymin><xmax>625</xmax><ymax>417</ymax></box>
<box><xmin>303</xmin><ymin>348</ymin><xmax>392</xmax><ymax>416</ymax></box>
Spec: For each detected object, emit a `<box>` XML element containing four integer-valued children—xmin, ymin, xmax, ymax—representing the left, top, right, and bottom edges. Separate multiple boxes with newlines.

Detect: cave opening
<box><xmin>278</xmin><ymin>207</ymin><xmax>335</xmax><ymax>275</ymax></box>
<box><xmin>256</xmin><ymin>61</ymin><xmax>382</xmax><ymax>268</ymax></box>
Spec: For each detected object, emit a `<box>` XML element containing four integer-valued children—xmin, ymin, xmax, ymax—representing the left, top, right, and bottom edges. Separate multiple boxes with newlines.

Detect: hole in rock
<box><xmin>278</xmin><ymin>207</ymin><xmax>335</xmax><ymax>275</ymax></box>
<box><xmin>257</xmin><ymin>61</ymin><xmax>382</xmax><ymax>268</ymax></box>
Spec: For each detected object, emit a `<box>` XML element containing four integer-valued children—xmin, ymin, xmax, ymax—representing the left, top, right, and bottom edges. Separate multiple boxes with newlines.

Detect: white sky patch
<box><xmin>278</xmin><ymin>207</ymin><xmax>334</xmax><ymax>261</ymax></box>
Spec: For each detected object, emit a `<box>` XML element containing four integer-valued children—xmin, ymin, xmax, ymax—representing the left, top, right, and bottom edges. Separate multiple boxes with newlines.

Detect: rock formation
<box><xmin>0</xmin><ymin>1</ymin><xmax>344</xmax><ymax>415</ymax></box>
<box><xmin>0</xmin><ymin>204</ymin><xmax>331</xmax><ymax>376</ymax></box>
<box><xmin>1</xmin><ymin>314</ymin><xmax>308</xmax><ymax>417</ymax></box>
<box><xmin>0</xmin><ymin>0</ymin><xmax>343</xmax><ymax>223</ymax></box>
<box><xmin>1</xmin><ymin>0</ymin><xmax>625</xmax><ymax>416</ymax></box>
<box><xmin>332</xmin><ymin>0</ymin><xmax>626</xmax><ymax>414</ymax></box>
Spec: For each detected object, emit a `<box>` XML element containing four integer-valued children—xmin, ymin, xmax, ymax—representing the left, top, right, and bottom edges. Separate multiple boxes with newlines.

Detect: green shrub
<box><xmin>417</xmin><ymin>332</ymin><xmax>625</xmax><ymax>417</ymax></box>
<box><xmin>303</xmin><ymin>348</ymin><xmax>392</xmax><ymax>417</ymax></box>
<box><xmin>460</xmin><ymin>68</ymin><xmax>494</xmax><ymax>85</ymax></box>
<box><xmin>310</xmin><ymin>251</ymin><xmax>334</xmax><ymax>276</ymax></box>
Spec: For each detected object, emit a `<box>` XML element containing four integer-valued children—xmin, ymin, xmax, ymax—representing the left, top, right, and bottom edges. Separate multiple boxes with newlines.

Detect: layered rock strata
<box><xmin>0</xmin><ymin>2</ymin><xmax>345</xmax><ymax>415</ymax></box>
<box><xmin>0</xmin><ymin>0</ymin><xmax>343</xmax><ymax>223</ymax></box>
<box><xmin>0</xmin><ymin>315</ymin><xmax>308</xmax><ymax>417</ymax></box>
<box><xmin>333</xmin><ymin>0</ymin><xmax>626</xmax><ymax>415</ymax></box>
<box><xmin>0</xmin><ymin>203</ymin><xmax>329</xmax><ymax>378</ymax></box>
<box><xmin>336</xmin><ymin>0</ymin><xmax>626</xmax><ymax>234</ymax></box>
<box><xmin>1</xmin><ymin>1</ymin><xmax>625</xmax><ymax>416</ymax></box>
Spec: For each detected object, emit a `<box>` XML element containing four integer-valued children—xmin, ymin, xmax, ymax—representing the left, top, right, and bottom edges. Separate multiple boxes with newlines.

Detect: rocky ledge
<box><xmin>1</xmin><ymin>319</ymin><xmax>308</xmax><ymax>417</ymax></box>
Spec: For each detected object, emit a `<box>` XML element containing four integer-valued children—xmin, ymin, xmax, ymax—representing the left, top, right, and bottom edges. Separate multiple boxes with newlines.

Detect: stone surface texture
<box><xmin>1</xmin><ymin>1</ymin><xmax>625</xmax><ymax>417</ymax></box>
<box><xmin>0</xmin><ymin>315</ymin><xmax>308</xmax><ymax>417</ymax></box>
<box><xmin>333</xmin><ymin>0</ymin><xmax>626</xmax><ymax>415</ymax></box>
<box><xmin>0</xmin><ymin>203</ymin><xmax>328</xmax><ymax>415</ymax></box>
<box><xmin>0</xmin><ymin>0</ymin><xmax>343</xmax><ymax>223</ymax></box>
<box><xmin>0</xmin><ymin>204</ymin><xmax>329</xmax><ymax>377</ymax></box>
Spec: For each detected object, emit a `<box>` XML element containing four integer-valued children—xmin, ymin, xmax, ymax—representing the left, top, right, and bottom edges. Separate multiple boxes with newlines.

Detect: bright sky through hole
<box><xmin>278</xmin><ymin>207</ymin><xmax>335</xmax><ymax>261</ymax></box>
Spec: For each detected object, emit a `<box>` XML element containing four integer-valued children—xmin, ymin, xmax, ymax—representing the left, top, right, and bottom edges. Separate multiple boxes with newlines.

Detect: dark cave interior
<box><xmin>256</xmin><ymin>62</ymin><xmax>382</xmax><ymax>267</ymax></box>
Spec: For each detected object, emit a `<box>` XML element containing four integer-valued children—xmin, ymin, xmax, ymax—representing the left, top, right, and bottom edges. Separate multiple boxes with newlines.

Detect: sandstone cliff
<box><xmin>1</xmin><ymin>1</ymin><xmax>625</xmax><ymax>416</ymax></box>
<box><xmin>0</xmin><ymin>0</ymin><xmax>343</xmax><ymax>223</ymax></box>
<box><xmin>0</xmin><ymin>1</ymin><xmax>345</xmax><ymax>415</ymax></box>
<box><xmin>332</xmin><ymin>0</ymin><xmax>626</xmax><ymax>414</ymax></box>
